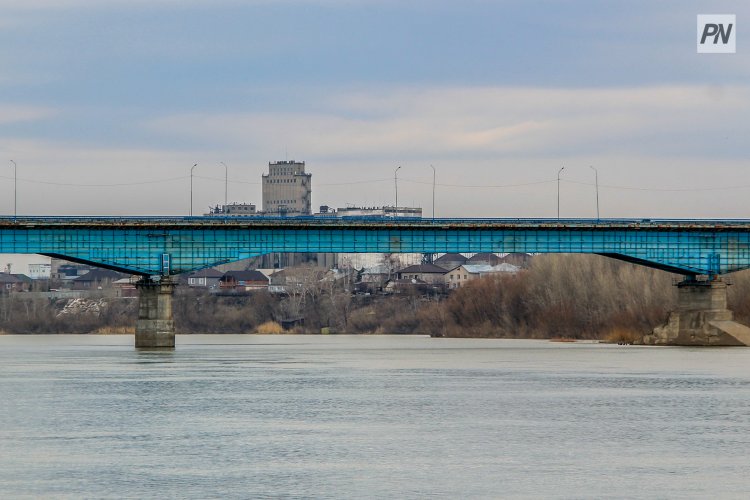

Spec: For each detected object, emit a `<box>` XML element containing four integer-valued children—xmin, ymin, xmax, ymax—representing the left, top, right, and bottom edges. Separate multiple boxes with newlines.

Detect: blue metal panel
<box><xmin>1</xmin><ymin>216</ymin><xmax>750</xmax><ymax>277</ymax></box>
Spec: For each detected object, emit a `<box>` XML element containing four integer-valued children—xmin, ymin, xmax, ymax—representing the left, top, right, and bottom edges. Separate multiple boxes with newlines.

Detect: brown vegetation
<box><xmin>2</xmin><ymin>255</ymin><xmax>750</xmax><ymax>340</ymax></box>
<box><xmin>256</xmin><ymin>321</ymin><xmax>284</xmax><ymax>334</ymax></box>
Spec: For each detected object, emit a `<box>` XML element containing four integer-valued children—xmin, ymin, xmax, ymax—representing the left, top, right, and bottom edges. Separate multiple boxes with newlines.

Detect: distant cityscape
<box><xmin>0</xmin><ymin>158</ymin><xmax>528</xmax><ymax>300</ymax></box>
<box><xmin>207</xmin><ymin>159</ymin><xmax>422</xmax><ymax>219</ymax></box>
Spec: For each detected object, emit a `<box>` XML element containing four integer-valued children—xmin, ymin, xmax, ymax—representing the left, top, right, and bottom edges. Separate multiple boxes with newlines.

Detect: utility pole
<box><xmin>9</xmin><ymin>160</ymin><xmax>16</xmax><ymax>222</ymax></box>
<box><xmin>394</xmin><ymin>165</ymin><xmax>401</xmax><ymax>217</ymax></box>
<box><xmin>589</xmin><ymin>165</ymin><xmax>599</xmax><ymax>220</ymax></box>
<box><xmin>557</xmin><ymin>166</ymin><xmax>564</xmax><ymax>219</ymax></box>
<box><xmin>430</xmin><ymin>164</ymin><xmax>436</xmax><ymax>221</ymax></box>
<box><xmin>190</xmin><ymin>163</ymin><xmax>197</xmax><ymax>216</ymax></box>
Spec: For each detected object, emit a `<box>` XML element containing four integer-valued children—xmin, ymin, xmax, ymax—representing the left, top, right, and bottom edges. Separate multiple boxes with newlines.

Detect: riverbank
<box><xmin>2</xmin><ymin>255</ymin><xmax>750</xmax><ymax>340</ymax></box>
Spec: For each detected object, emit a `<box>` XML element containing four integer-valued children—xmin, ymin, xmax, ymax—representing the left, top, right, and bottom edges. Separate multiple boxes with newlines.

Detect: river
<box><xmin>1</xmin><ymin>334</ymin><xmax>749</xmax><ymax>499</ymax></box>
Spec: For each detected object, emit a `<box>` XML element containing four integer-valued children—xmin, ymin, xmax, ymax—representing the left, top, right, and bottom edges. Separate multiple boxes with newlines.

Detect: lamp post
<box><xmin>9</xmin><ymin>160</ymin><xmax>16</xmax><ymax>222</ymax></box>
<box><xmin>557</xmin><ymin>166</ymin><xmax>564</xmax><ymax>219</ymax></box>
<box><xmin>394</xmin><ymin>165</ymin><xmax>401</xmax><ymax>217</ymax></box>
<box><xmin>190</xmin><ymin>163</ymin><xmax>197</xmax><ymax>216</ymax></box>
<box><xmin>589</xmin><ymin>165</ymin><xmax>599</xmax><ymax>220</ymax></box>
<box><xmin>220</xmin><ymin>162</ymin><xmax>228</xmax><ymax>208</ymax></box>
<box><xmin>430</xmin><ymin>164</ymin><xmax>436</xmax><ymax>221</ymax></box>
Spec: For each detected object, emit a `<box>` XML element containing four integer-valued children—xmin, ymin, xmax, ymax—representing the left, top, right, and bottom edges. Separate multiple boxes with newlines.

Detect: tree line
<box><xmin>2</xmin><ymin>254</ymin><xmax>750</xmax><ymax>340</ymax></box>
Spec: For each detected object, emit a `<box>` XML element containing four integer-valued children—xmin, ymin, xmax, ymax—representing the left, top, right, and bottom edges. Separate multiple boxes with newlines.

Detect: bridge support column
<box><xmin>135</xmin><ymin>277</ymin><xmax>176</xmax><ymax>348</ymax></box>
<box><xmin>644</xmin><ymin>278</ymin><xmax>750</xmax><ymax>346</ymax></box>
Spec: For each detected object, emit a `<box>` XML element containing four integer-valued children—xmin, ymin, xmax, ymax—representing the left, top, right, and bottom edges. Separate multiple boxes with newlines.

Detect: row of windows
<box><xmin>271</xmin><ymin>200</ymin><xmax>297</xmax><ymax>204</ymax></box>
<box><xmin>272</xmin><ymin>168</ymin><xmax>300</xmax><ymax>175</ymax></box>
<box><xmin>267</xmin><ymin>178</ymin><xmax>298</xmax><ymax>184</ymax></box>
<box><xmin>449</xmin><ymin>274</ymin><xmax>469</xmax><ymax>280</ymax></box>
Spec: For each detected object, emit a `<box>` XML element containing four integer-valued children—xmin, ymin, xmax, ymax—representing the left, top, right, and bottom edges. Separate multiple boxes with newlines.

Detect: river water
<box><xmin>1</xmin><ymin>335</ymin><xmax>749</xmax><ymax>499</ymax></box>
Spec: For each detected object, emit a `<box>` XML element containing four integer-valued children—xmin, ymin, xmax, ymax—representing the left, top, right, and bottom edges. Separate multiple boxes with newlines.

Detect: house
<box><xmin>434</xmin><ymin>253</ymin><xmax>468</xmax><ymax>270</ymax></box>
<box><xmin>466</xmin><ymin>253</ymin><xmax>502</xmax><ymax>266</ymax></box>
<box><xmin>12</xmin><ymin>274</ymin><xmax>34</xmax><ymax>291</ymax></box>
<box><xmin>0</xmin><ymin>273</ymin><xmax>27</xmax><ymax>293</ymax></box>
<box><xmin>396</xmin><ymin>263</ymin><xmax>447</xmax><ymax>285</ymax></box>
<box><xmin>71</xmin><ymin>269</ymin><xmax>127</xmax><ymax>290</ymax></box>
<box><xmin>384</xmin><ymin>277</ymin><xmax>430</xmax><ymax>294</ymax></box>
<box><xmin>219</xmin><ymin>270</ymin><xmax>269</xmax><ymax>291</ymax></box>
<box><xmin>267</xmin><ymin>267</ymin><xmax>327</xmax><ymax>294</ymax></box>
<box><xmin>445</xmin><ymin>264</ymin><xmax>521</xmax><ymax>289</ymax></box>
<box><xmin>185</xmin><ymin>268</ymin><xmax>223</xmax><ymax>289</ymax></box>
<box><xmin>112</xmin><ymin>277</ymin><xmax>139</xmax><ymax>298</ymax></box>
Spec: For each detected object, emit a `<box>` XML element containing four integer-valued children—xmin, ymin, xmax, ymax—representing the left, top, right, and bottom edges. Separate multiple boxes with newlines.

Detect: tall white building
<box><xmin>262</xmin><ymin>160</ymin><xmax>312</xmax><ymax>215</ymax></box>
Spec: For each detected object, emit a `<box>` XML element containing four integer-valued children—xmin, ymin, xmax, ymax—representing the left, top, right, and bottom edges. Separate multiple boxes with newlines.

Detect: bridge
<box><xmin>2</xmin><ymin>216</ymin><xmax>750</xmax><ymax>347</ymax></box>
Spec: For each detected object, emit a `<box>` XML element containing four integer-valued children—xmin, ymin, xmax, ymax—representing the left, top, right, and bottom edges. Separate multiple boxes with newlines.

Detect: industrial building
<box><xmin>262</xmin><ymin>160</ymin><xmax>312</xmax><ymax>215</ymax></box>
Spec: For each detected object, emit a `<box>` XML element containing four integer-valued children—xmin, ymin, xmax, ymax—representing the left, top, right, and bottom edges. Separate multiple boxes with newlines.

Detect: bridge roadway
<box><xmin>3</xmin><ymin>215</ymin><xmax>750</xmax><ymax>347</ymax></box>
<box><xmin>2</xmin><ymin>216</ymin><xmax>750</xmax><ymax>277</ymax></box>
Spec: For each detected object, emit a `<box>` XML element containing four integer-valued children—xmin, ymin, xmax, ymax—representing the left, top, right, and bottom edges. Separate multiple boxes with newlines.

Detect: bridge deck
<box><xmin>3</xmin><ymin>216</ymin><xmax>750</xmax><ymax>230</ymax></box>
<box><xmin>2</xmin><ymin>216</ymin><xmax>750</xmax><ymax>276</ymax></box>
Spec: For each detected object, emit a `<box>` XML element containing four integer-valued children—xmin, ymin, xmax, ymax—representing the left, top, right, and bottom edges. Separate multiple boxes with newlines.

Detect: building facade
<box><xmin>262</xmin><ymin>160</ymin><xmax>312</xmax><ymax>215</ymax></box>
<box><xmin>206</xmin><ymin>203</ymin><xmax>258</xmax><ymax>216</ymax></box>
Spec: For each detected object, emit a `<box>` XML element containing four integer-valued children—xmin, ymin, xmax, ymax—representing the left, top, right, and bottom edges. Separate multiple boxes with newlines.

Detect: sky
<box><xmin>0</xmin><ymin>0</ymin><xmax>749</xmax><ymax>218</ymax></box>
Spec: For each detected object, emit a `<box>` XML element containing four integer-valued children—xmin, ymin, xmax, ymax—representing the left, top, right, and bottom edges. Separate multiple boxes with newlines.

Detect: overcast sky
<box><xmin>1</xmin><ymin>0</ymin><xmax>748</xmax><ymax>218</ymax></box>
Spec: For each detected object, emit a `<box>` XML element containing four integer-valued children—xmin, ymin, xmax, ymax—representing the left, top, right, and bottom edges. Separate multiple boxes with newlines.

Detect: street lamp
<box><xmin>9</xmin><ymin>160</ymin><xmax>16</xmax><ymax>222</ymax></box>
<box><xmin>190</xmin><ymin>163</ymin><xmax>197</xmax><ymax>216</ymax></box>
<box><xmin>589</xmin><ymin>165</ymin><xmax>599</xmax><ymax>220</ymax></box>
<box><xmin>557</xmin><ymin>166</ymin><xmax>564</xmax><ymax>219</ymax></box>
<box><xmin>394</xmin><ymin>165</ymin><xmax>401</xmax><ymax>217</ymax></box>
<box><xmin>220</xmin><ymin>162</ymin><xmax>228</xmax><ymax>208</ymax></box>
<box><xmin>430</xmin><ymin>164</ymin><xmax>436</xmax><ymax>221</ymax></box>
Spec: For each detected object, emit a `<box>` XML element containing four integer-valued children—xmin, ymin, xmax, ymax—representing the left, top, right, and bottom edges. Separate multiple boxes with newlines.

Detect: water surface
<box><xmin>1</xmin><ymin>335</ymin><xmax>749</xmax><ymax>499</ymax></box>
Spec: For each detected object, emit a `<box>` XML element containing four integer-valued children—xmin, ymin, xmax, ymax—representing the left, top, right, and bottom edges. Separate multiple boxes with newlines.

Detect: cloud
<box><xmin>0</xmin><ymin>105</ymin><xmax>57</xmax><ymax>124</ymax></box>
<box><xmin>3</xmin><ymin>84</ymin><xmax>750</xmax><ymax>219</ymax></box>
<box><xmin>146</xmin><ymin>84</ymin><xmax>750</xmax><ymax>160</ymax></box>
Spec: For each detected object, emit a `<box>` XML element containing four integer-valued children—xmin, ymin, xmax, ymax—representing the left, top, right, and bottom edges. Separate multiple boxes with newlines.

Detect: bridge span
<box><xmin>2</xmin><ymin>216</ymin><xmax>750</xmax><ymax>347</ymax></box>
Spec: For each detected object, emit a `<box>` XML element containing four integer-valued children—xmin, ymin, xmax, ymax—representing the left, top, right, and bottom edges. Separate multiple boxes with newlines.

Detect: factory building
<box><xmin>262</xmin><ymin>160</ymin><xmax>312</xmax><ymax>215</ymax></box>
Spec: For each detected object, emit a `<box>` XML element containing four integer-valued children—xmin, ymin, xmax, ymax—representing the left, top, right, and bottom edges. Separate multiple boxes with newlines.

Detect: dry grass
<box><xmin>601</xmin><ymin>327</ymin><xmax>643</xmax><ymax>344</ymax></box>
<box><xmin>93</xmin><ymin>326</ymin><xmax>136</xmax><ymax>335</ymax></box>
<box><xmin>256</xmin><ymin>321</ymin><xmax>285</xmax><ymax>334</ymax></box>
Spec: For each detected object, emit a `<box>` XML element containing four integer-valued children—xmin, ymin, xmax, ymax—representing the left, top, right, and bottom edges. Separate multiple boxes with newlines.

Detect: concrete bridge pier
<box><xmin>644</xmin><ymin>278</ymin><xmax>750</xmax><ymax>346</ymax></box>
<box><xmin>135</xmin><ymin>277</ymin><xmax>176</xmax><ymax>348</ymax></box>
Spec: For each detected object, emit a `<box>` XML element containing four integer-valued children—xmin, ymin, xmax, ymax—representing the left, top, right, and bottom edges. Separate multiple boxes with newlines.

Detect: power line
<box><xmin>0</xmin><ymin>174</ymin><xmax>189</xmax><ymax>187</ymax></box>
<box><xmin>3</xmin><ymin>171</ymin><xmax>750</xmax><ymax>193</ymax></box>
<box><xmin>561</xmin><ymin>178</ymin><xmax>750</xmax><ymax>193</ymax></box>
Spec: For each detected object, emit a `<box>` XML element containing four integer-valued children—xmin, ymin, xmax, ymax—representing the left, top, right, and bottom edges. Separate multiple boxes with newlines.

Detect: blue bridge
<box><xmin>1</xmin><ymin>216</ymin><xmax>750</xmax><ymax>277</ymax></box>
<box><xmin>2</xmin><ymin>216</ymin><xmax>750</xmax><ymax>347</ymax></box>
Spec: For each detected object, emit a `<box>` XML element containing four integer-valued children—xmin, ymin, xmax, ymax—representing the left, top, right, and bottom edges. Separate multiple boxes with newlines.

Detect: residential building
<box><xmin>396</xmin><ymin>263</ymin><xmax>447</xmax><ymax>285</ymax></box>
<box><xmin>112</xmin><ymin>277</ymin><xmax>139</xmax><ymax>297</ymax></box>
<box><xmin>28</xmin><ymin>263</ymin><xmax>52</xmax><ymax>279</ymax></box>
<box><xmin>434</xmin><ymin>253</ymin><xmax>468</xmax><ymax>270</ymax></box>
<box><xmin>185</xmin><ymin>268</ymin><xmax>224</xmax><ymax>288</ymax></box>
<box><xmin>385</xmin><ymin>277</ymin><xmax>429</xmax><ymax>294</ymax></box>
<box><xmin>445</xmin><ymin>263</ymin><xmax>521</xmax><ymax>289</ymax></box>
<box><xmin>206</xmin><ymin>203</ymin><xmax>259</xmax><ymax>216</ymax></box>
<box><xmin>0</xmin><ymin>273</ymin><xmax>28</xmax><ymax>293</ymax></box>
<box><xmin>262</xmin><ymin>160</ymin><xmax>312</xmax><ymax>215</ymax></box>
<box><xmin>467</xmin><ymin>253</ymin><xmax>503</xmax><ymax>266</ymax></box>
<box><xmin>0</xmin><ymin>254</ymin><xmax>53</xmax><ymax>279</ymax></box>
<box><xmin>219</xmin><ymin>270</ymin><xmax>269</xmax><ymax>291</ymax></box>
<box><xmin>72</xmin><ymin>269</ymin><xmax>128</xmax><ymax>290</ymax></box>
